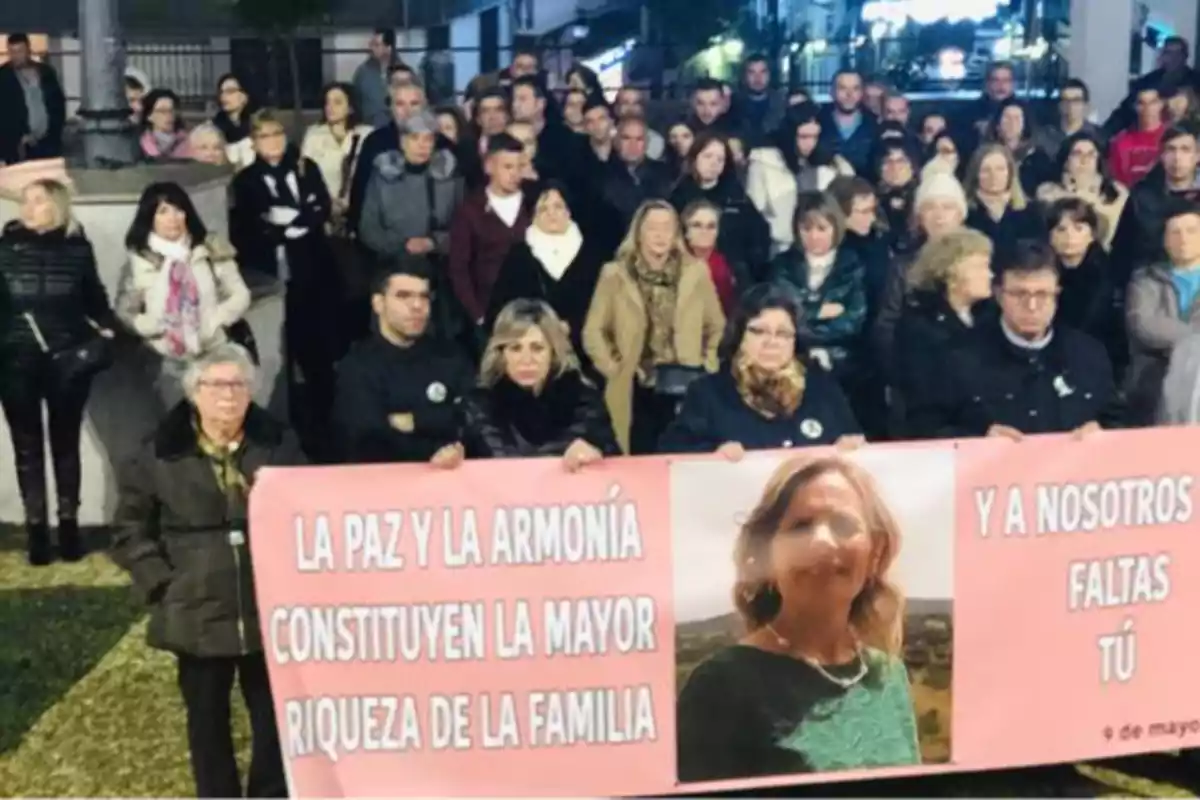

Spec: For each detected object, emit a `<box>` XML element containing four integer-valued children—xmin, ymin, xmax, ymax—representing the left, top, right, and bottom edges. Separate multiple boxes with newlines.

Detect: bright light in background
<box><xmin>722</xmin><ymin>38</ymin><xmax>744</xmax><ymax>59</ymax></box>
<box><xmin>937</xmin><ymin>47</ymin><xmax>966</xmax><ymax>80</ymax></box>
<box><xmin>862</xmin><ymin>0</ymin><xmax>1002</xmax><ymax>25</ymax></box>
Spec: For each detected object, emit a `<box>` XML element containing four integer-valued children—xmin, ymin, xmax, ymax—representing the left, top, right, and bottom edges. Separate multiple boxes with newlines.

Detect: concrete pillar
<box><xmin>1069</xmin><ymin>0</ymin><xmax>1133</xmax><ymax>122</ymax></box>
<box><xmin>77</xmin><ymin>0</ymin><xmax>137</xmax><ymax>166</ymax></box>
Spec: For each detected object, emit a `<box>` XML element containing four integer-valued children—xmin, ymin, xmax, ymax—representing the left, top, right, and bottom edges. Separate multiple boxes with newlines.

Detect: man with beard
<box><xmin>333</xmin><ymin>256</ymin><xmax>473</xmax><ymax>465</ymax></box>
<box><xmin>728</xmin><ymin>54</ymin><xmax>786</xmax><ymax>147</ymax></box>
<box><xmin>817</xmin><ymin>69</ymin><xmax>878</xmax><ymax>176</ymax></box>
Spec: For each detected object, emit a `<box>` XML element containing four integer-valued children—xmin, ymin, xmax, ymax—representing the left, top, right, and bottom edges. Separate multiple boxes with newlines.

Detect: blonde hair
<box><xmin>188</xmin><ymin>122</ymin><xmax>227</xmax><ymax>149</ymax></box>
<box><xmin>23</xmin><ymin>179</ymin><xmax>72</xmax><ymax>230</ymax></box>
<box><xmin>907</xmin><ymin>228</ymin><xmax>994</xmax><ymax>292</ymax></box>
<box><xmin>614</xmin><ymin>199</ymin><xmax>689</xmax><ymax>269</ymax></box>
<box><xmin>963</xmin><ymin>142</ymin><xmax>1028</xmax><ymax>211</ymax></box>
<box><xmin>479</xmin><ymin>299</ymin><xmax>580</xmax><ymax>387</ymax></box>
<box><xmin>733</xmin><ymin>455</ymin><xmax>906</xmax><ymax>656</ymax></box>
<box><xmin>250</xmin><ymin>108</ymin><xmax>285</xmax><ymax>138</ymax></box>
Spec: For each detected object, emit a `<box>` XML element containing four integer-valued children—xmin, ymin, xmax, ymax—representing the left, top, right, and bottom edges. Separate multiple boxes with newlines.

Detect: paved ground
<box><xmin>0</xmin><ymin>528</ymin><xmax>1194</xmax><ymax>797</ymax></box>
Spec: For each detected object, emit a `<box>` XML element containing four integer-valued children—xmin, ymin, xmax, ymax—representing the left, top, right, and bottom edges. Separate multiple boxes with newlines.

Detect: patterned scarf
<box><xmin>733</xmin><ymin>355</ymin><xmax>806</xmax><ymax>418</ymax></box>
<box><xmin>149</xmin><ymin>233</ymin><xmax>202</xmax><ymax>358</ymax></box>
<box><xmin>631</xmin><ymin>257</ymin><xmax>681</xmax><ymax>383</ymax></box>
<box><xmin>194</xmin><ymin>417</ymin><xmax>248</xmax><ymax>501</ymax></box>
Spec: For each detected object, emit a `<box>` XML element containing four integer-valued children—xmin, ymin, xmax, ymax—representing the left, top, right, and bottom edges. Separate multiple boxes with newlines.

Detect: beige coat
<box><xmin>583</xmin><ymin>257</ymin><xmax>726</xmax><ymax>453</ymax></box>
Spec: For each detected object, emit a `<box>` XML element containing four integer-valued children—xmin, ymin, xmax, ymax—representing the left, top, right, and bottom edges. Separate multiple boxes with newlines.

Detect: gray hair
<box><xmin>181</xmin><ymin>343</ymin><xmax>258</xmax><ymax>399</ymax></box>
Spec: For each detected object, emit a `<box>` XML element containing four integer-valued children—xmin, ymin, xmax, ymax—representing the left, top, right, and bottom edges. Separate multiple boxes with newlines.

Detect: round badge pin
<box><xmin>426</xmin><ymin>381</ymin><xmax>448</xmax><ymax>403</ymax></box>
<box><xmin>800</xmin><ymin>418</ymin><xmax>824</xmax><ymax>440</ymax></box>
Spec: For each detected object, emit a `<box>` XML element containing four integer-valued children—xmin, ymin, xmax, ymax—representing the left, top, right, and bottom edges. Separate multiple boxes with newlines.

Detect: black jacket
<box><xmin>110</xmin><ymin>402</ymin><xmax>305</xmax><ymax>657</ymax></box>
<box><xmin>0</xmin><ymin>222</ymin><xmax>116</xmax><ymax>366</ymax></box>
<box><xmin>485</xmin><ymin>237</ymin><xmax>605</xmax><ymax>364</ymax></box>
<box><xmin>965</xmin><ymin>203</ymin><xmax>1042</xmax><ymax>263</ymax></box>
<box><xmin>768</xmin><ymin>247</ymin><xmax>867</xmax><ymax>374</ymax></box>
<box><xmin>816</xmin><ymin>105</ymin><xmax>878</xmax><ymax>176</ymax></box>
<box><xmin>660</xmin><ymin>366</ymin><xmax>859</xmax><ymax>453</ymax></box>
<box><xmin>905</xmin><ymin>319</ymin><xmax>1115</xmax><ymax>439</ymax></box>
<box><xmin>0</xmin><ymin>61</ymin><xmax>66</xmax><ymax>163</ymax></box>
<box><xmin>671</xmin><ymin>176</ymin><xmax>772</xmax><ymax>287</ymax></box>
<box><xmin>842</xmin><ymin>230</ymin><xmax>892</xmax><ymax>330</ymax></box>
<box><xmin>333</xmin><ymin>333</ymin><xmax>475</xmax><ymax>463</ymax></box>
<box><xmin>464</xmin><ymin>372</ymin><xmax>618</xmax><ymax>458</ymax></box>
<box><xmin>598</xmin><ymin>159</ymin><xmax>674</xmax><ymax>252</ymax></box>
<box><xmin>230</xmin><ymin>150</ymin><xmax>332</xmax><ymax>285</ymax></box>
<box><xmin>871</xmin><ymin>246</ymin><xmax>920</xmax><ymax>369</ymax></box>
<box><xmin>1057</xmin><ymin>243</ymin><xmax>1122</xmax><ymax>364</ymax></box>
<box><xmin>1109</xmin><ymin>168</ymin><xmax>1200</xmax><ymax>288</ymax></box>
<box><xmin>892</xmin><ymin>291</ymin><xmax>997</xmax><ymax>436</ymax></box>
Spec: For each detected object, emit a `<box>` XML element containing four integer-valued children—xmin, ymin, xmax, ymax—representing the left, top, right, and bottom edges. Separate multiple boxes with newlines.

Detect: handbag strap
<box><xmin>339</xmin><ymin>134</ymin><xmax>362</xmax><ymax>202</ymax></box>
<box><xmin>22</xmin><ymin>312</ymin><xmax>51</xmax><ymax>354</ymax></box>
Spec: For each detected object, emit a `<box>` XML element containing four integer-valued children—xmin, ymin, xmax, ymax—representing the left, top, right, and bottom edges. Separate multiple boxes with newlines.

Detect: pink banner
<box><xmin>248</xmin><ymin>431</ymin><xmax>1200</xmax><ymax>797</ymax></box>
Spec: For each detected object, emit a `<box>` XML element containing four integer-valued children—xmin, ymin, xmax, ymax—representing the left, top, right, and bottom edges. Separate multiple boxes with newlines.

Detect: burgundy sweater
<box><xmin>448</xmin><ymin>190</ymin><xmax>532</xmax><ymax>322</ymax></box>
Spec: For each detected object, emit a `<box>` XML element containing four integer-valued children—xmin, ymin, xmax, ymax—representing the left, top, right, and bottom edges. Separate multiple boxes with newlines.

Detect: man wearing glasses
<box><xmin>906</xmin><ymin>240</ymin><xmax>1115</xmax><ymax>440</ymax></box>
<box><xmin>1037</xmin><ymin>79</ymin><xmax>1107</xmax><ymax>159</ymax></box>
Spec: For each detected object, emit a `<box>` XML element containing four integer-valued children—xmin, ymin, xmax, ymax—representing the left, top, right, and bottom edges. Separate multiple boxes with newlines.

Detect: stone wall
<box><xmin>0</xmin><ymin>164</ymin><xmax>287</xmax><ymax>525</ymax></box>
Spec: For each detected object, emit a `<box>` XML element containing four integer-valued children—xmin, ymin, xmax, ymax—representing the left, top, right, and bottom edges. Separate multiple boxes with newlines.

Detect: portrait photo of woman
<box><xmin>672</xmin><ymin>451</ymin><xmax>954</xmax><ymax>784</ymax></box>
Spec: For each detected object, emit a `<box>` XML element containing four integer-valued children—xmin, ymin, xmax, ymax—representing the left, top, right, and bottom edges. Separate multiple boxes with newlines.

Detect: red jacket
<box><xmin>701</xmin><ymin>249</ymin><xmax>737</xmax><ymax>317</ymax></box>
<box><xmin>448</xmin><ymin>190</ymin><xmax>532</xmax><ymax>322</ymax></box>
<box><xmin>1108</xmin><ymin>125</ymin><xmax>1165</xmax><ymax>187</ymax></box>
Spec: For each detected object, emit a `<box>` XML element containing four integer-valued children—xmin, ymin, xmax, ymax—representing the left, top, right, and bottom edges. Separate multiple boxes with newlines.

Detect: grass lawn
<box><xmin>0</xmin><ymin>528</ymin><xmax>1194</xmax><ymax>798</ymax></box>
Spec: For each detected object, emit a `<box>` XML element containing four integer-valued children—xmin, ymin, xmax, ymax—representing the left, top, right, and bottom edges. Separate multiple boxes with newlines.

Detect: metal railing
<box><xmin>44</xmin><ymin>35</ymin><xmax>1065</xmax><ymax>110</ymax></box>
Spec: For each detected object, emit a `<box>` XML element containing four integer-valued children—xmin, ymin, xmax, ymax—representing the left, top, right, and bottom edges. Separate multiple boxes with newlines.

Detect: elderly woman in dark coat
<box><xmin>110</xmin><ymin>343</ymin><xmax>303</xmax><ymax>799</ymax></box>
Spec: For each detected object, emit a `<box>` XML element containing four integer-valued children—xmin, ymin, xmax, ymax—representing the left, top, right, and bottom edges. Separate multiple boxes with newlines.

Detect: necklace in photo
<box><xmin>765</xmin><ymin>624</ymin><xmax>868</xmax><ymax>689</ymax></box>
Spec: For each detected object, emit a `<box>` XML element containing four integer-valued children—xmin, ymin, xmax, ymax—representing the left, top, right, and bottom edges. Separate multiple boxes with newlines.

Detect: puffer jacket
<box><xmin>0</xmin><ymin>220</ymin><xmax>116</xmax><ymax>366</ymax></box>
<box><xmin>463</xmin><ymin>371</ymin><xmax>619</xmax><ymax>458</ymax></box>
<box><xmin>115</xmin><ymin>235</ymin><xmax>250</xmax><ymax>359</ymax></box>
<box><xmin>110</xmin><ymin>402</ymin><xmax>305</xmax><ymax>658</ymax></box>
<box><xmin>358</xmin><ymin>147</ymin><xmax>463</xmax><ymax>259</ymax></box>
<box><xmin>768</xmin><ymin>247</ymin><xmax>867</xmax><ymax>376</ymax></box>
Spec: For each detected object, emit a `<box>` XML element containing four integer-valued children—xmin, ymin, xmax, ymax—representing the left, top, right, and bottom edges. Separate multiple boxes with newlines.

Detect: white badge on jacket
<box><xmin>800</xmin><ymin>418</ymin><xmax>824</xmax><ymax>440</ymax></box>
<box><xmin>1053</xmin><ymin>375</ymin><xmax>1074</xmax><ymax>398</ymax></box>
<box><xmin>426</xmin><ymin>382</ymin><xmax>448</xmax><ymax>403</ymax></box>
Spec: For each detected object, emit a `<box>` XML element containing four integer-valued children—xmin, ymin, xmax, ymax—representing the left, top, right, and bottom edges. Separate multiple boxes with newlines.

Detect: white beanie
<box><xmin>914</xmin><ymin>171</ymin><xmax>968</xmax><ymax>217</ymax></box>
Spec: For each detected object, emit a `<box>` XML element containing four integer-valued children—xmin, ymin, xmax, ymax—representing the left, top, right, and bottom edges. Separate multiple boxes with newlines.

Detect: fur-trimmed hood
<box><xmin>371</xmin><ymin>146</ymin><xmax>458</xmax><ymax>183</ymax></box>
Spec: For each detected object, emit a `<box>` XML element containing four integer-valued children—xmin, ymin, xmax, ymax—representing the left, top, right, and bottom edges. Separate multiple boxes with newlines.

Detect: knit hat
<box><xmin>914</xmin><ymin>171</ymin><xmax>968</xmax><ymax>216</ymax></box>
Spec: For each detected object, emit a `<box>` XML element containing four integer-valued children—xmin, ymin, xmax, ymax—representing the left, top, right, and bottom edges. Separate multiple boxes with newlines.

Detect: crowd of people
<box><xmin>4</xmin><ymin>25</ymin><xmax>1200</xmax><ymax>798</ymax></box>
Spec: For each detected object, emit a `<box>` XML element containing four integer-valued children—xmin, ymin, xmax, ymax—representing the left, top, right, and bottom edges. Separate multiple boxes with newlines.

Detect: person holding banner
<box><xmin>464</xmin><ymin>299</ymin><xmax>619</xmax><ymax>467</ymax></box>
<box><xmin>332</xmin><ymin>256</ymin><xmax>475</xmax><ymax>466</ymax></box>
<box><xmin>905</xmin><ymin>240</ymin><xmax>1115</xmax><ymax>440</ymax></box>
<box><xmin>660</xmin><ymin>284</ymin><xmax>861</xmax><ymax>458</ymax></box>
<box><xmin>109</xmin><ymin>343</ymin><xmax>303</xmax><ymax>798</ymax></box>
<box><xmin>676</xmin><ymin>455</ymin><xmax>919</xmax><ymax>782</ymax></box>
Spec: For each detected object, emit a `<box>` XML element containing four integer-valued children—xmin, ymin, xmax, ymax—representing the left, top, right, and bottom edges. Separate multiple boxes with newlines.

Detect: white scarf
<box><xmin>807</xmin><ymin>249</ymin><xmax>837</xmax><ymax>291</ymax></box>
<box><xmin>526</xmin><ymin>222</ymin><xmax>583</xmax><ymax>281</ymax></box>
<box><xmin>147</xmin><ymin>232</ymin><xmax>192</xmax><ymax>263</ymax></box>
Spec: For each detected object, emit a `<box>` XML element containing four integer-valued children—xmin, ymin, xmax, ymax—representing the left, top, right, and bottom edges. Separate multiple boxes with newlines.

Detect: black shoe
<box><xmin>57</xmin><ymin>518</ymin><xmax>85</xmax><ymax>562</ymax></box>
<box><xmin>27</xmin><ymin>522</ymin><xmax>53</xmax><ymax>567</ymax></box>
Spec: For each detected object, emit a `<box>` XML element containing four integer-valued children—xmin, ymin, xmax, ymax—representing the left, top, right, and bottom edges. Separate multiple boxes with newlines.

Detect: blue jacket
<box><xmin>768</xmin><ymin>247</ymin><xmax>867</xmax><ymax>375</ymax></box>
<box><xmin>660</xmin><ymin>367</ymin><xmax>860</xmax><ymax>453</ymax></box>
<box><xmin>817</xmin><ymin>105</ymin><xmax>878</xmax><ymax>176</ymax></box>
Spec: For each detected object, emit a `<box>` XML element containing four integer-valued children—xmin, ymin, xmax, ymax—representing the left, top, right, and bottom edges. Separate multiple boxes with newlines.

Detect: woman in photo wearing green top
<box><xmin>676</xmin><ymin>455</ymin><xmax>921</xmax><ymax>783</ymax></box>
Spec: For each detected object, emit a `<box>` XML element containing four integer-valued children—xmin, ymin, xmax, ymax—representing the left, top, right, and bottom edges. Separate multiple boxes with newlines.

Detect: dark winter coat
<box><xmin>671</xmin><ymin>176</ymin><xmax>772</xmax><ymax>287</ymax></box>
<box><xmin>110</xmin><ymin>402</ymin><xmax>305</xmax><ymax>658</ymax></box>
<box><xmin>463</xmin><ymin>371</ymin><xmax>619</xmax><ymax>458</ymax></box>
<box><xmin>659</xmin><ymin>366</ymin><xmax>859</xmax><ymax>453</ymax></box>
<box><xmin>0</xmin><ymin>221</ymin><xmax>116</xmax><ymax>368</ymax></box>
<box><xmin>965</xmin><ymin>203</ymin><xmax>1042</xmax><ymax>264</ymax></box>
<box><xmin>768</xmin><ymin>247</ymin><xmax>867</xmax><ymax>375</ymax></box>
<box><xmin>816</xmin><ymin>105</ymin><xmax>878</xmax><ymax>176</ymax></box>
<box><xmin>358</xmin><ymin>148</ymin><xmax>463</xmax><ymax>259</ymax></box>
<box><xmin>0</xmin><ymin>61</ymin><xmax>66</xmax><ymax>163</ymax></box>
<box><xmin>905</xmin><ymin>319</ymin><xmax>1115</xmax><ymax>439</ymax></box>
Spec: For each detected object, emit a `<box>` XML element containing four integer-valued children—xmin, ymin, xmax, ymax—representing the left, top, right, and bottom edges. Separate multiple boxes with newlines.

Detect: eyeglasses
<box><xmin>687</xmin><ymin>221</ymin><xmax>718</xmax><ymax>231</ymax></box>
<box><xmin>1002</xmin><ymin>288</ymin><xmax>1058</xmax><ymax>307</ymax></box>
<box><xmin>746</xmin><ymin>325</ymin><xmax>797</xmax><ymax>342</ymax></box>
<box><xmin>199</xmin><ymin>379</ymin><xmax>249</xmax><ymax>394</ymax></box>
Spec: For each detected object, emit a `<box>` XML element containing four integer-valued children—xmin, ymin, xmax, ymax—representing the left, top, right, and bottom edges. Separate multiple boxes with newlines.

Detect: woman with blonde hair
<box><xmin>676</xmin><ymin>455</ymin><xmax>919</xmax><ymax>782</ymax></box>
<box><xmin>962</xmin><ymin>142</ymin><xmax>1040</xmax><ymax>261</ymax></box>
<box><xmin>0</xmin><ymin>179</ymin><xmax>117</xmax><ymax>564</ymax></box>
<box><xmin>583</xmin><ymin>199</ymin><xmax>725</xmax><ymax>454</ymax></box>
<box><xmin>893</xmin><ymin>228</ymin><xmax>995</xmax><ymax>437</ymax></box>
<box><xmin>465</xmin><ymin>299</ymin><xmax>617</xmax><ymax>467</ymax></box>
<box><xmin>188</xmin><ymin>123</ymin><xmax>228</xmax><ymax>166</ymax></box>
